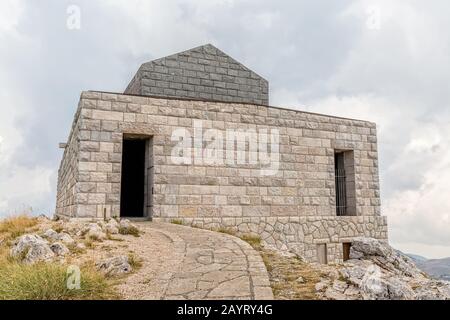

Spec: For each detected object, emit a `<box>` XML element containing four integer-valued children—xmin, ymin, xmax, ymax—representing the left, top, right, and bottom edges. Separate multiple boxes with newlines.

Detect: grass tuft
<box><xmin>128</xmin><ymin>253</ymin><xmax>143</xmax><ymax>270</ymax></box>
<box><xmin>170</xmin><ymin>219</ymin><xmax>184</xmax><ymax>225</ymax></box>
<box><xmin>216</xmin><ymin>227</ymin><xmax>236</xmax><ymax>236</ymax></box>
<box><xmin>240</xmin><ymin>234</ymin><xmax>262</xmax><ymax>249</ymax></box>
<box><xmin>118</xmin><ymin>226</ymin><xmax>140</xmax><ymax>237</ymax></box>
<box><xmin>106</xmin><ymin>233</ymin><xmax>124</xmax><ymax>242</ymax></box>
<box><xmin>83</xmin><ymin>239</ymin><xmax>95</xmax><ymax>249</ymax></box>
<box><xmin>0</xmin><ymin>261</ymin><xmax>115</xmax><ymax>300</ymax></box>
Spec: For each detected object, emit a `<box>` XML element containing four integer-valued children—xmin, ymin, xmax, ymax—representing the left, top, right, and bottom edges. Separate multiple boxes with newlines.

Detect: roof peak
<box><xmin>126</xmin><ymin>44</ymin><xmax>269</xmax><ymax>105</ymax></box>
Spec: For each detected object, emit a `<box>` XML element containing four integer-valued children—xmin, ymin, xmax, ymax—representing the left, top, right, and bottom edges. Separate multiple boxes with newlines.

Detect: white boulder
<box><xmin>50</xmin><ymin>242</ymin><xmax>70</xmax><ymax>256</ymax></box>
<box><xmin>81</xmin><ymin>223</ymin><xmax>106</xmax><ymax>240</ymax></box>
<box><xmin>96</xmin><ymin>255</ymin><xmax>132</xmax><ymax>276</ymax></box>
<box><xmin>118</xmin><ymin>219</ymin><xmax>139</xmax><ymax>235</ymax></box>
<box><xmin>10</xmin><ymin>234</ymin><xmax>55</xmax><ymax>264</ymax></box>
<box><xmin>104</xmin><ymin>219</ymin><xmax>119</xmax><ymax>235</ymax></box>
<box><xmin>317</xmin><ymin>237</ymin><xmax>450</xmax><ymax>300</ymax></box>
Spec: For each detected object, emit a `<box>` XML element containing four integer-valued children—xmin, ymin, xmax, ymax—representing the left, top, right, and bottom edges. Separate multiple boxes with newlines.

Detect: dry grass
<box><xmin>0</xmin><ymin>217</ymin><xmax>115</xmax><ymax>300</ymax></box>
<box><xmin>106</xmin><ymin>233</ymin><xmax>124</xmax><ymax>242</ymax></box>
<box><xmin>0</xmin><ymin>261</ymin><xmax>116</xmax><ymax>300</ymax></box>
<box><xmin>128</xmin><ymin>253</ymin><xmax>143</xmax><ymax>270</ymax></box>
<box><xmin>240</xmin><ymin>235</ymin><xmax>324</xmax><ymax>300</ymax></box>
<box><xmin>0</xmin><ymin>215</ymin><xmax>38</xmax><ymax>241</ymax></box>
<box><xmin>83</xmin><ymin>238</ymin><xmax>95</xmax><ymax>249</ymax></box>
<box><xmin>216</xmin><ymin>227</ymin><xmax>236</xmax><ymax>236</ymax></box>
<box><xmin>239</xmin><ymin>234</ymin><xmax>262</xmax><ymax>249</ymax></box>
<box><xmin>170</xmin><ymin>219</ymin><xmax>184</xmax><ymax>225</ymax></box>
<box><xmin>265</xmin><ymin>251</ymin><xmax>324</xmax><ymax>300</ymax></box>
<box><xmin>119</xmin><ymin>226</ymin><xmax>140</xmax><ymax>237</ymax></box>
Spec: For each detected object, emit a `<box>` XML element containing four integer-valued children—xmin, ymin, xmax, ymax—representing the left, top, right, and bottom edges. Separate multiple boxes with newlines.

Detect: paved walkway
<box><xmin>115</xmin><ymin>221</ymin><xmax>273</xmax><ymax>300</ymax></box>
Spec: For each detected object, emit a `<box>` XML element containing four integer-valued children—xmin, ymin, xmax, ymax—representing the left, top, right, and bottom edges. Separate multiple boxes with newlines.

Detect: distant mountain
<box><xmin>405</xmin><ymin>253</ymin><xmax>450</xmax><ymax>281</ymax></box>
<box><xmin>418</xmin><ymin>258</ymin><xmax>450</xmax><ymax>281</ymax></box>
<box><xmin>406</xmin><ymin>253</ymin><xmax>428</xmax><ymax>264</ymax></box>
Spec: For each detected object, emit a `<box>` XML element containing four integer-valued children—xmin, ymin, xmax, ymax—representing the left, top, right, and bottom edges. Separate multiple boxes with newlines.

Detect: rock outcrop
<box><xmin>96</xmin><ymin>255</ymin><xmax>132</xmax><ymax>276</ymax></box>
<box><xmin>10</xmin><ymin>234</ymin><xmax>55</xmax><ymax>264</ymax></box>
<box><xmin>50</xmin><ymin>242</ymin><xmax>70</xmax><ymax>256</ymax></box>
<box><xmin>81</xmin><ymin>223</ymin><xmax>107</xmax><ymax>240</ymax></box>
<box><xmin>103</xmin><ymin>219</ymin><xmax>119</xmax><ymax>235</ymax></box>
<box><xmin>42</xmin><ymin>228</ymin><xmax>75</xmax><ymax>246</ymax></box>
<box><xmin>316</xmin><ymin>237</ymin><xmax>450</xmax><ymax>300</ymax></box>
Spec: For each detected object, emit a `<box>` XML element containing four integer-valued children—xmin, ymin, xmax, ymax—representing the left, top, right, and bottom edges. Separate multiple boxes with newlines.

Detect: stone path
<box><xmin>115</xmin><ymin>221</ymin><xmax>273</xmax><ymax>300</ymax></box>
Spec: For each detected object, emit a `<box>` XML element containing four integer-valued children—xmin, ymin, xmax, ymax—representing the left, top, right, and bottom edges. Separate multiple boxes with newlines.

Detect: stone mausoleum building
<box><xmin>56</xmin><ymin>44</ymin><xmax>387</xmax><ymax>263</ymax></box>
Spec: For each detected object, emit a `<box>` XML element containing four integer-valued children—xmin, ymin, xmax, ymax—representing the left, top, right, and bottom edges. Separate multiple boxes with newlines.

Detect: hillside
<box><xmin>405</xmin><ymin>253</ymin><xmax>450</xmax><ymax>281</ymax></box>
<box><xmin>417</xmin><ymin>258</ymin><xmax>450</xmax><ymax>281</ymax></box>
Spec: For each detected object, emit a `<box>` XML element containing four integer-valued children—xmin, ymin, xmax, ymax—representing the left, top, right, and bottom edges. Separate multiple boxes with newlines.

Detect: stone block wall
<box><xmin>125</xmin><ymin>44</ymin><xmax>269</xmax><ymax>105</ymax></box>
<box><xmin>56</xmin><ymin>91</ymin><xmax>387</xmax><ymax>262</ymax></box>
<box><xmin>56</xmin><ymin>101</ymin><xmax>82</xmax><ymax>217</ymax></box>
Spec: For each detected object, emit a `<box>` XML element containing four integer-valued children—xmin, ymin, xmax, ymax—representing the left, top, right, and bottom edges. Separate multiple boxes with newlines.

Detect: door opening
<box><xmin>343</xmin><ymin>243</ymin><xmax>351</xmax><ymax>261</ymax></box>
<box><xmin>120</xmin><ymin>137</ymin><xmax>152</xmax><ymax>218</ymax></box>
<box><xmin>317</xmin><ymin>244</ymin><xmax>328</xmax><ymax>264</ymax></box>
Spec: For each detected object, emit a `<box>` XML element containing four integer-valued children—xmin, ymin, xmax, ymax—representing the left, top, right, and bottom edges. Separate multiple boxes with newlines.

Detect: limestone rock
<box><xmin>42</xmin><ymin>229</ymin><xmax>75</xmax><ymax>245</ymax></box>
<box><xmin>414</xmin><ymin>280</ymin><xmax>450</xmax><ymax>300</ymax></box>
<box><xmin>82</xmin><ymin>223</ymin><xmax>106</xmax><ymax>240</ymax></box>
<box><xmin>96</xmin><ymin>256</ymin><xmax>132</xmax><ymax>276</ymax></box>
<box><xmin>10</xmin><ymin>234</ymin><xmax>55</xmax><ymax>264</ymax></box>
<box><xmin>118</xmin><ymin>219</ymin><xmax>138</xmax><ymax>235</ymax></box>
<box><xmin>50</xmin><ymin>242</ymin><xmax>70</xmax><ymax>256</ymax></box>
<box><xmin>316</xmin><ymin>237</ymin><xmax>450</xmax><ymax>300</ymax></box>
<box><xmin>296</xmin><ymin>276</ymin><xmax>305</xmax><ymax>284</ymax></box>
<box><xmin>75</xmin><ymin>242</ymin><xmax>86</xmax><ymax>251</ymax></box>
<box><xmin>57</xmin><ymin>232</ymin><xmax>75</xmax><ymax>245</ymax></box>
<box><xmin>104</xmin><ymin>219</ymin><xmax>119</xmax><ymax>235</ymax></box>
<box><xmin>315</xmin><ymin>279</ymin><xmax>330</xmax><ymax>292</ymax></box>
<box><xmin>350</xmin><ymin>237</ymin><xmax>423</xmax><ymax>278</ymax></box>
<box><xmin>42</xmin><ymin>229</ymin><xmax>59</xmax><ymax>241</ymax></box>
<box><xmin>350</xmin><ymin>237</ymin><xmax>391</xmax><ymax>258</ymax></box>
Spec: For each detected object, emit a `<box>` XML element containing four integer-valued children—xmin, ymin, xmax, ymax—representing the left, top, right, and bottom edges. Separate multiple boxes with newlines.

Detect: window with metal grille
<box><xmin>335</xmin><ymin>152</ymin><xmax>347</xmax><ymax>216</ymax></box>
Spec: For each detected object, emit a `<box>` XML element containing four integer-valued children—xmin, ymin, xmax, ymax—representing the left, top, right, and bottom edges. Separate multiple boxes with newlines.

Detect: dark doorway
<box><xmin>343</xmin><ymin>243</ymin><xmax>352</xmax><ymax>261</ymax></box>
<box><xmin>120</xmin><ymin>139</ymin><xmax>146</xmax><ymax>217</ymax></box>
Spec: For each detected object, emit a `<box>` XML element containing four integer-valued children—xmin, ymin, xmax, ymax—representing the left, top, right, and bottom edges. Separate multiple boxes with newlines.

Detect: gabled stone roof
<box><xmin>125</xmin><ymin>44</ymin><xmax>269</xmax><ymax>105</ymax></box>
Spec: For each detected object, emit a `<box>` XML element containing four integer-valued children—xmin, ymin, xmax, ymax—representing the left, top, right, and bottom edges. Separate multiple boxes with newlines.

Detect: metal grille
<box><xmin>335</xmin><ymin>153</ymin><xmax>347</xmax><ymax>216</ymax></box>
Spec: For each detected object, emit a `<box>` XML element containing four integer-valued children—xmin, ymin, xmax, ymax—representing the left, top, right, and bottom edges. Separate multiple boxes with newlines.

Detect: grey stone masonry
<box><xmin>56</xmin><ymin>91</ymin><xmax>387</xmax><ymax>263</ymax></box>
<box><xmin>125</xmin><ymin>44</ymin><xmax>269</xmax><ymax>105</ymax></box>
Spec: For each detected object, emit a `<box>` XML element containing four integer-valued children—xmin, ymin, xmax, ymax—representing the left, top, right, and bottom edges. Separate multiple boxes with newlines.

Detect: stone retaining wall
<box><xmin>155</xmin><ymin>216</ymin><xmax>388</xmax><ymax>263</ymax></box>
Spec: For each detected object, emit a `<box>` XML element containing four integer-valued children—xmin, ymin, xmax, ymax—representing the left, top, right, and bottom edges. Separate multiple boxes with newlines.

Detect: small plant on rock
<box><xmin>240</xmin><ymin>234</ymin><xmax>262</xmax><ymax>250</ymax></box>
<box><xmin>170</xmin><ymin>219</ymin><xmax>184</xmax><ymax>225</ymax></box>
<box><xmin>118</xmin><ymin>225</ymin><xmax>140</xmax><ymax>237</ymax></box>
<box><xmin>128</xmin><ymin>253</ymin><xmax>143</xmax><ymax>270</ymax></box>
<box><xmin>216</xmin><ymin>227</ymin><xmax>236</xmax><ymax>236</ymax></box>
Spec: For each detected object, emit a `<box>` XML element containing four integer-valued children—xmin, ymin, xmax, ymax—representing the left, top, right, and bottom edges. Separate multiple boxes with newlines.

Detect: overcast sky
<box><xmin>1</xmin><ymin>0</ymin><xmax>449</xmax><ymax>258</ymax></box>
